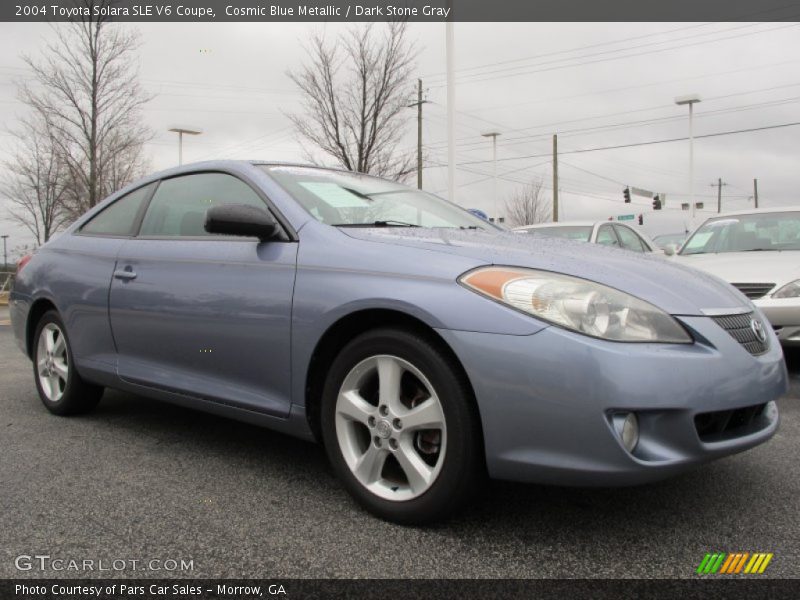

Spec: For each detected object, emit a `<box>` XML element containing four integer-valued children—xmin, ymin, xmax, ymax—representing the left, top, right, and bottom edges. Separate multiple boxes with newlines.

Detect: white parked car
<box><xmin>674</xmin><ymin>207</ymin><xmax>800</xmax><ymax>346</ymax></box>
<box><xmin>515</xmin><ymin>221</ymin><xmax>660</xmax><ymax>254</ymax></box>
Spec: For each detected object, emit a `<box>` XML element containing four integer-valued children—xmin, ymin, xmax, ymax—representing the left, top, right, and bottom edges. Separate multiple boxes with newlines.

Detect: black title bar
<box><xmin>4</xmin><ymin>579</ymin><xmax>800</xmax><ymax>600</ymax></box>
<box><xmin>3</xmin><ymin>0</ymin><xmax>800</xmax><ymax>22</ymax></box>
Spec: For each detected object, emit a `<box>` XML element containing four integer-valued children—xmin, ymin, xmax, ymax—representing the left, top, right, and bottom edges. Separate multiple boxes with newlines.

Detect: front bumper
<box><xmin>437</xmin><ymin>314</ymin><xmax>787</xmax><ymax>486</ymax></box>
<box><xmin>754</xmin><ymin>296</ymin><xmax>800</xmax><ymax>346</ymax></box>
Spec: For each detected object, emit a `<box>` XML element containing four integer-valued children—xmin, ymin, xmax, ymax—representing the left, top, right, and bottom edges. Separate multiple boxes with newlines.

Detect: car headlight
<box><xmin>773</xmin><ymin>279</ymin><xmax>800</xmax><ymax>299</ymax></box>
<box><xmin>459</xmin><ymin>267</ymin><xmax>692</xmax><ymax>343</ymax></box>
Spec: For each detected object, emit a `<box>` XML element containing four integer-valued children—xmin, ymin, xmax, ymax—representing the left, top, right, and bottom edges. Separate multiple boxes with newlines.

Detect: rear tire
<box><xmin>321</xmin><ymin>328</ymin><xmax>483</xmax><ymax>524</ymax></box>
<box><xmin>33</xmin><ymin>310</ymin><xmax>103</xmax><ymax>416</ymax></box>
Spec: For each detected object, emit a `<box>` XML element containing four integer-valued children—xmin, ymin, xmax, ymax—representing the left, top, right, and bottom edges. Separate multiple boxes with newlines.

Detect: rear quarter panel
<box><xmin>15</xmin><ymin>234</ymin><xmax>127</xmax><ymax>369</ymax></box>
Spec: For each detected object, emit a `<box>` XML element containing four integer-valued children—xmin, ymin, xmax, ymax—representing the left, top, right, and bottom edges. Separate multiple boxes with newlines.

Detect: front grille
<box><xmin>711</xmin><ymin>312</ymin><xmax>769</xmax><ymax>355</ymax></box>
<box><xmin>731</xmin><ymin>282</ymin><xmax>775</xmax><ymax>299</ymax></box>
<box><xmin>695</xmin><ymin>403</ymin><xmax>767</xmax><ymax>442</ymax></box>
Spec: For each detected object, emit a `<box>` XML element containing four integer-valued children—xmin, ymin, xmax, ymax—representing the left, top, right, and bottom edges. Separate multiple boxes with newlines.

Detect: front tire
<box><xmin>33</xmin><ymin>310</ymin><xmax>103</xmax><ymax>415</ymax></box>
<box><xmin>321</xmin><ymin>328</ymin><xmax>483</xmax><ymax>524</ymax></box>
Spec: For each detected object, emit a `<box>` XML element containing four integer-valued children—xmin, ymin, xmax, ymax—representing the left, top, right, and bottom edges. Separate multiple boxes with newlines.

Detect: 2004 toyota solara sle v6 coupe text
<box><xmin>9</xmin><ymin>161</ymin><xmax>788</xmax><ymax>523</ymax></box>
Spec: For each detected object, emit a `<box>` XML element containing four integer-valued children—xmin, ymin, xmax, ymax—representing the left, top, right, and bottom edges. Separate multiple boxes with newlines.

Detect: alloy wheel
<box><xmin>36</xmin><ymin>322</ymin><xmax>69</xmax><ymax>402</ymax></box>
<box><xmin>335</xmin><ymin>355</ymin><xmax>447</xmax><ymax>501</ymax></box>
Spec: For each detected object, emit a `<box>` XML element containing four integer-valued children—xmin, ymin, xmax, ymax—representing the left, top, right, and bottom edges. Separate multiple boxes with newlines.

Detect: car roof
<box><xmin>515</xmin><ymin>221</ymin><xmax>598</xmax><ymax>230</ymax></box>
<box><xmin>703</xmin><ymin>206</ymin><xmax>800</xmax><ymax>218</ymax></box>
<box><xmin>135</xmin><ymin>160</ymin><xmax>359</xmax><ymax>186</ymax></box>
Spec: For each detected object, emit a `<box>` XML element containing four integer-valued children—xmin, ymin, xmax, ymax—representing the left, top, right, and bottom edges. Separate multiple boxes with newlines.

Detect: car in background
<box><xmin>674</xmin><ymin>207</ymin><xmax>800</xmax><ymax>346</ymax></box>
<box><xmin>515</xmin><ymin>221</ymin><xmax>660</xmax><ymax>254</ymax></box>
<box><xmin>653</xmin><ymin>232</ymin><xmax>689</xmax><ymax>252</ymax></box>
<box><xmin>467</xmin><ymin>208</ymin><xmax>490</xmax><ymax>221</ymax></box>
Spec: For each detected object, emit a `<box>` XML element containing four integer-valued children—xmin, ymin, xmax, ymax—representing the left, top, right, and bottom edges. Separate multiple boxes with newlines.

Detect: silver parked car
<box><xmin>516</xmin><ymin>221</ymin><xmax>660</xmax><ymax>253</ymax></box>
<box><xmin>653</xmin><ymin>232</ymin><xmax>689</xmax><ymax>252</ymax></box>
<box><xmin>674</xmin><ymin>207</ymin><xmax>800</xmax><ymax>346</ymax></box>
<box><xmin>10</xmin><ymin>161</ymin><xmax>787</xmax><ymax>523</ymax></box>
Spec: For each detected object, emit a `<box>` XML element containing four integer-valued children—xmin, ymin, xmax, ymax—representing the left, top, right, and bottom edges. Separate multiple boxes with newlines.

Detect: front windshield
<box><xmin>524</xmin><ymin>226</ymin><xmax>591</xmax><ymax>241</ymax></box>
<box><xmin>680</xmin><ymin>211</ymin><xmax>800</xmax><ymax>255</ymax></box>
<box><xmin>264</xmin><ymin>165</ymin><xmax>494</xmax><ymax>230</ymax></box>
<box><xmin>653</xmin><ymin>233</ymin><xmax>687</xmax><ymax>248</ymax></box>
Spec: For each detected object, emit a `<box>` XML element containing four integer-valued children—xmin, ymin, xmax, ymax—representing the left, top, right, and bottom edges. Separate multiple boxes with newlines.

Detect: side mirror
<box><xmin>204</xmin><ymin>204</ymin><xmax>280</xmax><ymax>241</ymax></box>
<box><xmin>663</xmin><ymin>244</ymin><xmax>676</xmax><ymax>256</ymax></box>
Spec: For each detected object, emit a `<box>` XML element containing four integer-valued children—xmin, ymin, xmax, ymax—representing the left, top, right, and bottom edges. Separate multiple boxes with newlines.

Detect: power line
<box><xmin>427</xmin><ymin>22</ymin><xmax>800</xmax><ymax>89</ymax></box>
<box><xmin>423</xmin><ymin>3</ymin><xmax>800</xmax><ymax>81</ymax></box>
<box><xmin>457</xmin><ymin>121</ymin><xmax>800</xmax><ymax>166</ymax></box>
<box><xmin>430</xmin><ymin>23</ymin><xmax>750</xmax><ymax>83</ymax></box>
<box><xmin>423</xmin><ymin>80</ymin><xmax>800</xmax><ymax>152</ymax></box>
<box><xmin>423</xmin><ymin>22</ymin><xmax>717</xmax><ymax>79</ymax></box>
<box><xmin>468</xmin><ymin>95</ymin><xmax>800</xmax><ymax>152</ymax></box>
<box><xmin>449</xmin><ymin>58</ymin><xmax>800</xmax><ymax>116</ymax></box>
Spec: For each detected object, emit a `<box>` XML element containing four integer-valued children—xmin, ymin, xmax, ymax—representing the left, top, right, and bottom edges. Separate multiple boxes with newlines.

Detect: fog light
<box><xmin>614</xmin><ymin>412</ymin><xmax>639</xmax><ymax>453</ymax></box>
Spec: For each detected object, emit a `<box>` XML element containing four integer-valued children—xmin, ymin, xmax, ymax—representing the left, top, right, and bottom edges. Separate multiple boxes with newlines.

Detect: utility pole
<box><xmin>1</xmin><ymin>235</ymin><xmax>8</xmax><ymax>271</ymax></box>
<box><xmin>552</xmin><ymin>134</ymin><xmax>559</xmax><ymax>222</ymax></box>
<box><xmin>710</xmin><ymin>178</ymin><xmax>728</xmax><ymax>213</ymax></box>
<box><xmin>481</xmin><ymin>131</ymin><xmax>501</xmax><ymax>219</ymax></box>
<box><xmin>407</xmin><ymin>79</ymin><xmax>428</xmax><ymax>190</ymax></box>
<box><xmin>753</xmin><ymin>178</ymin><xmax>759</xmax><ymax>208</ymax></box>
<box><xmin>446</xmin><ymin>11</ymin><xmax>456</xmax><ymax>202</ymax></box>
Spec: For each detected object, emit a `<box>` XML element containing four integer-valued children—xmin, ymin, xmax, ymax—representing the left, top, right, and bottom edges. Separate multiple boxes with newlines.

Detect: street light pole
<box><xmin>481</xmin><ymin>131</ymin><xmax>501</xmax><ymax>220</ymax></box>
<box><xmin>675</xmin><ymin>94</ymin><xmax>701</xmax><ymax>220</ymax></box>
<box><xmin>168</xmin><ymin>126</ymin><xmax>203</xmax><ymax>166</ymax></box>
<box><xmin>552</xmin><ymin>134</ymin><xmax>559</xmax><ymax>222</ymax></box>
<box><xmin>446</xmin><ymin>18</ymin><xmax>456</xmax><ymax>203</ymax></box>
<box><xmin>1</xmin><ymin>235</ymin><xmax>8</xmax><ymax>271</ymax></box>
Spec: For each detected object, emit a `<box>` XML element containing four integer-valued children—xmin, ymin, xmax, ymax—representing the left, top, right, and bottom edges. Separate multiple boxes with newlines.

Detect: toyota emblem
<box><xmin>750</xmin><ymin>318</ymin><xmax>767</xmax><ymax>343</ymax></box>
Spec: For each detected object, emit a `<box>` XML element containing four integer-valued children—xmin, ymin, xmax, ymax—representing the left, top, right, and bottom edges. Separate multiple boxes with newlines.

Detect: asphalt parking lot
<box><xmin>0</xmin><ymin>306</ymin><xmax>798</xmax><ymax>579</ymax></box>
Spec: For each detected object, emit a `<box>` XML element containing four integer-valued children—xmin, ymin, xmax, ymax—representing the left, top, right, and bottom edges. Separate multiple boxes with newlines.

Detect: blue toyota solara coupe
<box><xmin>10</xmin><ymin>161</ymin><xmax>787</xmax><ymax>523</ymax></box>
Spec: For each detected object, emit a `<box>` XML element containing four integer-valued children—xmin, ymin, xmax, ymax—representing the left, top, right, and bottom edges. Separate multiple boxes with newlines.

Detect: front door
<box><xmin>109</xmin><ymin>172</ymin><xmax>297</xmax><ymax>417</ymax></box>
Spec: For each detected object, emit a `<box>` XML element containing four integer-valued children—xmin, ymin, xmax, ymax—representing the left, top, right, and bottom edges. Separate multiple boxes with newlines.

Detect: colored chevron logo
<box><xmin>696</xmin><ymin>552</ymin><xmax>774</xmax><ymax>574</ymax></box>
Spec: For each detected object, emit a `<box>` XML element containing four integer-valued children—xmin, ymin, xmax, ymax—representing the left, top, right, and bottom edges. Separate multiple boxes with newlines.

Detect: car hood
<box><xmin>342</xmin><ymin>228</ymin><xmax>749</xmax><ymax>316</ymax></box>
<box><xmin>673</xmin><ymin>251</ymin><xmax>800</xmax><ymax>287</ymax></box>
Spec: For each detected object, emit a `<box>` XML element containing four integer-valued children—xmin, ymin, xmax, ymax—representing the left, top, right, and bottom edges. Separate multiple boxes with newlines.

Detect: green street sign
<box><xmin>617</xmin><ymin>214</ymin><xmax>635</xmax><ymax>221</ymax></box>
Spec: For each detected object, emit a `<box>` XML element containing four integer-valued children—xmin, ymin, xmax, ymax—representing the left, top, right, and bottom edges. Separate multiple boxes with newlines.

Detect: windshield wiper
<box><xmin>333</xmin><ymin>220</ymin><xmax>421</xmax><ymax>228</ymax></box>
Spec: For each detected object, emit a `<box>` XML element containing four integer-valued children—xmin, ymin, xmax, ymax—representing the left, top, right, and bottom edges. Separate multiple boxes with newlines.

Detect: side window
<box><xmin>139</xmin><ymin>173</ymin><xmax>267</xmax><ymax>237</ymax></box>
<box><xmin>596</xmin><ymin>225</ymin><xmax>619</xmax><ymax>247</ymax></box>
<box><xmin>80</xmin><ymin>183</ymin><xmax>154</xmax><ymax>236</ymax></box>
<box><xmin>615</xmin><ymin>226</ymin><xmax>646</xmax><ymax>252</ymax></box>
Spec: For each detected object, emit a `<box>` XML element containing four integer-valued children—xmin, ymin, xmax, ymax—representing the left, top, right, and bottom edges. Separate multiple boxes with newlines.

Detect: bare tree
<box><xmin>287</xmin><ymin>23</ymin><xmax>416</xmax><ymax>181</ymax></box>
<box><xmin>1</xmin><ymin>119</ymin><xmax>72</xmax><ymax>244</ymax></box>
<box><xmin>504</xmin><ymin>179</ymin><xmax>551</xmax><ymax>227</ymax></box>
<box><xmin>20</xmin><ymin>0</ymin><xmax>152</xmax><ymax>218</ymax></box>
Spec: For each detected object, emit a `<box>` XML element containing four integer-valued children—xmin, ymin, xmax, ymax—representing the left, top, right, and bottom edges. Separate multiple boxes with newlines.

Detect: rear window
<box><xmin>525</xmin><ymin>226</ymin><xmax>591</xmax><ymax>241</ymax></box>
<box><xmin>81</xmin><ymin>184</ymin><xmax>154</xmax><ymax>236</ymax></box>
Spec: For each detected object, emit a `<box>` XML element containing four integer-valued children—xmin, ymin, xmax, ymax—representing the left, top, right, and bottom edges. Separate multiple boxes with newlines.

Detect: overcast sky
<box><xmin>1</xmin><ymin>21</ymin><xmax>799</xmax><ymax>254</ymax></box>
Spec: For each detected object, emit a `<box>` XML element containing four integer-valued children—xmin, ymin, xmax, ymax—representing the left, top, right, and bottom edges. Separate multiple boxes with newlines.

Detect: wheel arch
<box><xmin>304</xmin><ymin>308</ymin><xmax>484</xmax><ymax>449</ymax></box>
<box><xmin>25</xmin><ymin>297</ymin><xmax>59</xmax><ymax>358</ymax></box>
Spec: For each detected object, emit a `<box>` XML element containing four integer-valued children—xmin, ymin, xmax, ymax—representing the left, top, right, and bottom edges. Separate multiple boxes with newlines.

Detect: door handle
<box><xmin>113</xmin><ymin>269</ymin><xmax>137</xmax><ymax>281</ymax></box>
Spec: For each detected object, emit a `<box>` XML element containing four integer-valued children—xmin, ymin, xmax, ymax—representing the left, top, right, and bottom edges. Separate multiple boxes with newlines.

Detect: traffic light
<box><xmin>638</xmin><ymin>214</ymin><xmax>644</xmax><ymax>225</ymax></box>
<box><xmin>652</xmin><ymin>195</ymin><xmax>662</xmax><ymax>210</ymax></box>
<box><xmin>623</xmin><ymin>187</ymin><xmax>631</xmax><ymax>203</ymax></box>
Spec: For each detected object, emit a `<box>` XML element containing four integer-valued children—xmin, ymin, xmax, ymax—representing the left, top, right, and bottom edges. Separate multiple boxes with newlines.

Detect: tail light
<box><xmin>17</xmin><ymin>254</ymin><xmax>33</xmax><ymax>272</ymax></box>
